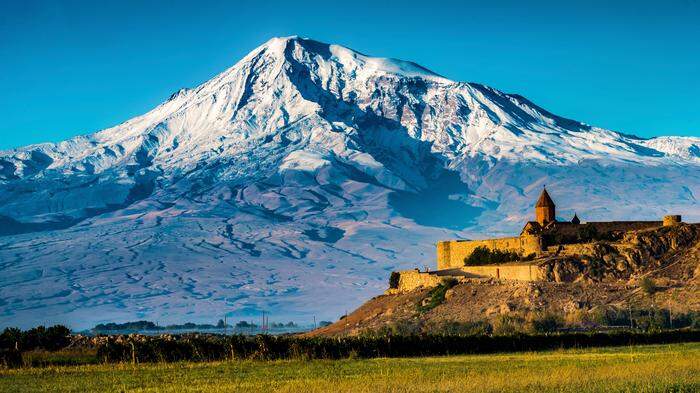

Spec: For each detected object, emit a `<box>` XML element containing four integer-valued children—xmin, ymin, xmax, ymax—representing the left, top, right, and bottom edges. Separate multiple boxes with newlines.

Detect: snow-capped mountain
<box><xmin>1</xmin><ymin>36</ymin><xmax>698</xmax><ymax>329</ymax></box>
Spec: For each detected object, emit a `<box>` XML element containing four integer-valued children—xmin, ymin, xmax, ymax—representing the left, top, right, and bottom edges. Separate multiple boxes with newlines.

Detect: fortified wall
<box><xmin>436</xmin><ymin>235</ymin><xmax>541</xmax><ymax>270</ymax></box>
<box><xmin>542</xmin><ymin>221</ymin><xmax>663</xmax><ymax>239</ymax></box>
<box><xmin>461</xmin><ymin>264</ymin><xmax>546</xmax><ymax>281</ymax></box>
<box><xmin>392</xmin><ymin>269</ymin><xmax>443</xmax><ymax>292</ymax></box>
<box><xmin>390</xmin><ymin>263</ymin><xmax>547</xmax><ymax>293</ymax></box>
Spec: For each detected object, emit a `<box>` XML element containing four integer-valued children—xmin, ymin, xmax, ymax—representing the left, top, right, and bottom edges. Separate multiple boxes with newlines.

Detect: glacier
<box><xmin>1</xmin><ymin>36</ymin><xmax>699</xmax><ymax>329</ymax></box>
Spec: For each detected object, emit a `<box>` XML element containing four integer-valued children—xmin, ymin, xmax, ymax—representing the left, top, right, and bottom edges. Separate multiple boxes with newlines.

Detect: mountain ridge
<box><xmin>2</xmin><ymin>37</ymin><xmax>698</xmax><ymax>170</ymax></box>
<box><xmin>0</xmin><ymin>36</ymin><xmax>698</xmax><ymax>329</ymax></box>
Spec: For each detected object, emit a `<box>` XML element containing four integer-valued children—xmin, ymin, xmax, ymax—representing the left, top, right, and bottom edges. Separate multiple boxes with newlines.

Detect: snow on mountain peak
<box><xmin>2</xmin><ymin>35</ymin><xmax>696</xmax><ymax>178</ymax></box>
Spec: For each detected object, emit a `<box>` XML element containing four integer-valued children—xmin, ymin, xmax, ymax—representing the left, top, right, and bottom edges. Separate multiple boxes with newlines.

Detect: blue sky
<box><xmin>1</xmin><ymin>0</ymin><xmax>698</xmax><ymax>150</ymax></box>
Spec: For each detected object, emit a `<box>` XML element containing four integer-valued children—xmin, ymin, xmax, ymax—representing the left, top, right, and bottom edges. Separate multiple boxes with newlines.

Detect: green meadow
<box><xmin>1</xmin><ymin>343</ymin><xmax>698</xmax><ymax>392</ymax></box>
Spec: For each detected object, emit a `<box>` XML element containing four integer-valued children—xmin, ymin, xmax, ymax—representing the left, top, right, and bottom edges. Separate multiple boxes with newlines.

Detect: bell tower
<box><xmin>535</xmin><ymin>187</ymin><xmax>556</xmax><ymax>226</ymax></box>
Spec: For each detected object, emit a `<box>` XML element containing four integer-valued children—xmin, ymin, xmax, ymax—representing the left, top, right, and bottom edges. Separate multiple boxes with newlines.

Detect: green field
<box><xmin>1</xmin><ymin>343</ymin><xmax>698</xmax><ymax>392</ymax></box>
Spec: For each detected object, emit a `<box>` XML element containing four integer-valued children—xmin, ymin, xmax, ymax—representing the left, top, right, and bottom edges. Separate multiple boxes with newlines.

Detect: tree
<box><xmin>389</xmin><ymin>272</ymin><xmax>401</xmax><ymax>289</ymax></box>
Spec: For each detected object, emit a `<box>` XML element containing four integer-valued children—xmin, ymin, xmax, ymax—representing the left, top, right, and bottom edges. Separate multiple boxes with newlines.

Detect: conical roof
<box><xmin>536</xmin><ymin>187</ymin><xmax>555</xmax><ymax>208</ymax></box>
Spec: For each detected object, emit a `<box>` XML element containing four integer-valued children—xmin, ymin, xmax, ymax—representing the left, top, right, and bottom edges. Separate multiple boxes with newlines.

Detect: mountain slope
<box><xmin>1</xmin><ymin>36</ymin><xmax>698</xmax><ymax>329</ymax></box>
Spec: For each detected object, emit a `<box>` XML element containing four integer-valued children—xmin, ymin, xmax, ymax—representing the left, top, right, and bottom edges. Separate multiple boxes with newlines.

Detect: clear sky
<box><xmin>1</xmin><ymin>0</ymin><xmax>699</xmax><ymax>150</ymax></box>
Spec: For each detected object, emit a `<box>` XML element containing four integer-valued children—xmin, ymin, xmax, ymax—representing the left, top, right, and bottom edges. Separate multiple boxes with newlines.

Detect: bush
<box><xmin>425</xmin><ymin>320</ymin><xmax>492</xmax><ymax>336</ymax></box>
<box><xmin>0</xmin><ymin>348</ymin><xmax>22</xmax><ymax>369</ymax></box>
<box><xmin>369</xmin><ymin>320</ymin><xmax>423</xmax><ymax>337</ymax></box>
<box><xmin>417</xmin><ymin>279</ymin><xmax>458</xmax><ymax>313</ymax></box>
<box><xmin>528</xmin><ymin>312</ymin><xmax>564</xmax><ymax>333</ymax></box>
<box><xmin>389</xmin><ymin>272</ymin><xmax>401</xmax><ymax>289</ymax></box>
<box><xmin>640</xmin><ymin>277</ymin><xmax>657</xmax><ymax>295</ymax></box>
<box><xmin>690</xmin><ymin>313</ymin><xmax>700</xmax><ymax>329</ymax></box>
<box><xmin>465</xmin><ymin>247</ymin><xmax>521</xmax><ymax>266</ymax></box>
<box><xmin>589</xmin><ymin>307</ymin><xmax>628</xmax><ymax>327</ymax></box>
<box><xmin>521</xmin><ymin>253</ymin><xmax>536</xmax><ymax>262</ymax></box>
<box><xmin>585</xmin><ymin>307</ymin><xmax>700</xmax><ymax>331</ymax></box>
<box><xmin>577</xmin><ymin>224</ymin><xmax>599</xmax><ymax>243</ymax></box>
<box><xmin>492</xmin><ymin>315</ymin><xmax>526</xmax><ymax>335</ymax></box>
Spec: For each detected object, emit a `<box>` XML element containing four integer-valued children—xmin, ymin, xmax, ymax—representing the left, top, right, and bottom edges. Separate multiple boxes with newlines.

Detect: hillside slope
<box><xmin>311</xmin><ymin>224</ymin><xmax>700</xmax><ymax>336</ymax></box>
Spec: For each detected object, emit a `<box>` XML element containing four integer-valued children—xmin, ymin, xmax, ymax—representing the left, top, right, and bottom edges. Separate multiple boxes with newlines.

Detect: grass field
<box><xmin>1</xmin><ymin>343</ymin><xmax>698</xmax><ymax>392</ymax></box>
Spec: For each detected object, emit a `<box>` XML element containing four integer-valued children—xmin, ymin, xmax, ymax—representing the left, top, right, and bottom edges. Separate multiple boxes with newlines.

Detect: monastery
<box><xmin>391</xmin><ymin>187</ymin><xmax>683</xmax><ymax>291</ymax></box>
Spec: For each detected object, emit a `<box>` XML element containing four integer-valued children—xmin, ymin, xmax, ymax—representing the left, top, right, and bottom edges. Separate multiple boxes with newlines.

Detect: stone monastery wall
<box><xmin>392</xmin><ymin>263</ymin><xmax>546</xmax><ymax>292</ymax></box>
<box><xmin>437</xmin><ymin>236</ymin><xmax>542</xmax><ymax>270</ymax></box>
<box><xmin>461</xmin><ymin>264</ymin><xmax>546</xmax><ymax>281</ymax></box>
<box><xmin>549</xmin><ymin>221</ymin><xmax>662</xmax><ymax>238</ymax></box>
<box><xmin>395</xmin><ymin>269</ymin><xmax>443</xmax><ymax>292</ymax></box>
<box><xmin>586</xmin><ymin>221</ymin><xmax>662</xmax><ymax>233</ymax></box>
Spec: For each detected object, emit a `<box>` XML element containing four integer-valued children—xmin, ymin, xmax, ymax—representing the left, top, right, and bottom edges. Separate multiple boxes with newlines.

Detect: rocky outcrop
<box><xmin>541</xmin><ymin>224</ymin><xmax>700</xmax><ymax>283</ymax></box>
<box><xmin>624</xmin><ymin>223</ymin><xmax>699</xmax><ymax>256</ymax></box>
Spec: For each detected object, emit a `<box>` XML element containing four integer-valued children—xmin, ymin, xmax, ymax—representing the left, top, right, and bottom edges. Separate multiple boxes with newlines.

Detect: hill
<box><xmin>310</xmin><ymin>223</ymin><xmax>700</xmax><ymax>336</ymax></box>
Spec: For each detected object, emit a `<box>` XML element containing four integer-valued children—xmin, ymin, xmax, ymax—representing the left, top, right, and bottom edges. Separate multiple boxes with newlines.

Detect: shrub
<box><xmin>425</xmin><ymin>320</ymin><xmax>492</xmax><ymax>336</ymax></box>
<box><xmin>528</xmin><ymin>312</ymin><xmax>564</xmax><ymax>333</ymax></box>
<box><xmin>564</xmin><ymin>309</ymin><xmax>594</xmax><ymax>327</ymax></box>
<box><xmin>690</xmin><ymin>313</ymin><xmax>700</xmax><ymax>329</ymax></box>
<box><xmin>389</xmin><ymin>272</ymin><xmax>401</xmax><ymax>289</ymax></box>
<box><xmin>577</xmin><ymin>224</ymin><xmax>599</xmax><ymax>242</ymax></box>
<box><xmin>492</xmin><ymin>315</ymin><xmax>526</xmax><ymax>335</ymax></box>
<box><xmin>640</xmin><ymin>277</ymin><xmax>657</xmax><ymax>295</ymax></box>
<box><xmin>442</xmin><ymin>277</ymin><xmax>459</xmax><ymax>288</ymax></box>
<box><xmin>417</xmin><ymin>279</ymin><xmax>458</xmax><ymax>313</ymax></box>
<box><xmin>464</xmin><ymin>246</ymin><xmax>520</xmax><ymax>266</ymax></box>
<box><xmin>634</xmin><ymin>309</ymin><xmax>670</xmax><ymax>332</ymax></box>
<box><xmin>520</xmin><ymin>253</ymin><xmax>536</xmax><ymax>262</ymax></box>
<box><xmin>590</xmin><ymin>307</ymin><xmax>631</xmax><ymax>327</ymax></box>
<box><xmin>586</xmin><ymin>307</ymin><xmax>700</xmax><ymax>331</ymax></box>
<box><xmin>371</xmin><ymin>320</ymin><xmax>423</xmax><ymax>336</ymax></box>
<box><xmin>0</xmin><ymin>348</ymin><xmax>22</xmax><ymax>369</ymax></box>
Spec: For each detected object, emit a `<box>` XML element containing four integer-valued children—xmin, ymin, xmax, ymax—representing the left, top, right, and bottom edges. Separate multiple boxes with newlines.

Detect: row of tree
<box><xmin>2</xmin><ymin>324</ymin><xmax>699</xmax><ymax>368</ymax></box>
<box><xmin>0</xmin><ymin>325</ymin><xmax>71</xmax><ymax>352</ymax></box>
<box><xmin>96</xmin><ymin>330</ymin><xmax>700</xmax><ymax>363</ymax></box>
<box><xmin>92</xmin><ymin>320</ymin><xmax>302</xmax><ymax>332</ymax></box>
